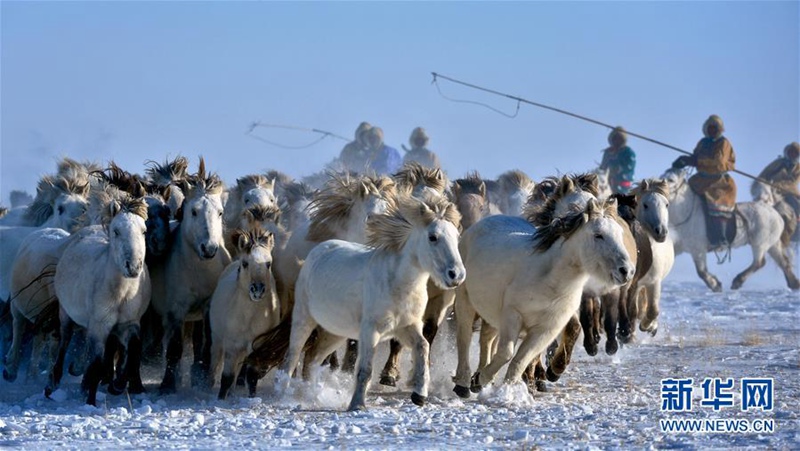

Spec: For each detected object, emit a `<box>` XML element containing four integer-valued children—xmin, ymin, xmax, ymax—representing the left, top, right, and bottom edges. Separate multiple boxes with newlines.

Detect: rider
<box><xmin>672</xmin><ymin>114</ymin><xmax>737</xmax><ymax>250</ymax></box>
<box><xmin>339</xmin><ymin>121</ymin><xmax>372</xmax><ymax>172</ymax></box>
<box><xmin>363</xmin><ymin>127</ymin><xmax>402</xmax><ymax>175</ymax></box>
<box><xmin>402</xmin><ymin>127</ymin><xmax>442</xmax><ymax>169</ymax></box>
<box><xmin>757</xmin><ymin>142</ymin><xmax>800</xmax><ymax>240</ymax></box>
<box><xmin>599</xmin><ymin>126</ymin><xmax>636</xmax><ymax>194</ymax></box>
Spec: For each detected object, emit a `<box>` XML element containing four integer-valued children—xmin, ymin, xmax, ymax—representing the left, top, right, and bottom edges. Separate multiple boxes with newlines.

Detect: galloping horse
<box><xmin>662</xmin><ymin>168</ymin><xmax>798</xmax><ymax>291</ymax></box>
<box><xmin>279</xmin><ymin>195</ymin><xmax>465</xmax><ymax>410</ymax></box>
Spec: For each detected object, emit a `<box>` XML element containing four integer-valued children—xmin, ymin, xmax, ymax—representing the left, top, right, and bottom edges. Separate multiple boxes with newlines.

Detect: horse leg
<box><xmin>504</xmin><ymin>325</ymin><xmax>555</xmax><ymax>385</ymax></box>
<box><xmin>348</xmin><ymin>328</ymin><xmax>380</xmax><ymax>411</ymax></box>
<box><xmin>397</xmin><ymin>324</ymin><xmax>430</xmax><ymax>407</ymax></box>
<box><xmin>278</xmin><ymin>300</ymin><xmax>317</xmax><ymax>386</ymax></box>
<box><xmin>190</xmin><ymin>314</ymin><xmax>212</xmax><ymax>389</ymax></box>
<box><xmin>620</xmin><ymin>285</ymin><xmax>639</xmax><ymax>343</ymax></box>
<box><xmin>302</xmin><ymin>330</ymin><xmax>345</xmax><ymax>380</ymax></box>
<box><xmin>82</xmin><ymin>332</ymin><xmax>109</xmax><ymax>406</ymax></box>
<box><xmin>475</xmin><ymin>309</ymin><xmax>523</xmax><ymax>390</ymax></box>
<box><xmin>45</xmin><ymin>309</ymin><xmax>73</xmax><ymax>398</ymax></box>
<box><xmin>67</xmin><ymin>328</ymin><xmax>89</xmax><ymax>376</ymax></box>
<box><xmin>731</xmin><ymin>251</ymin><xmax>767</xmax><ymax>290</ymax></box>
<box><xmin>125</xmin><ymin>325</ymin><xmax>145</xmax><ymax>394</ymax></box>
<box><xmin>159</xmin><ymin>316</ymin><xmax>184</xmax><ymax>394</ymax></box>
<box><xmin>478</xmin><ymin>321</ymin><xmax>498</xmax><ymax>369</ymax></box>
<box><xmin>639</xmin><ymin>283</ymin><xmax>661</xmax><ymax>336</ymax></box>
<box><xmin>102</xmin><ymin>330</ymin><xmax>123</xmax><ymax>394</ymax></box>
<box><xmin>341</xmin><ymin>340</ymin><xmax>358</xmax><ymax>373</ymax></box>
<box><xmin>453</xmin><ymin>287</ymin><xmax>477</xmax><ymax>398</ymax></box>
<box><xmin>767</xmin><ymin>244</ymin><xmax>800</xmax><ymax>290</ymax></box>
<box><xmin>579</xmin><ymin>294</ymin><xmax>598</xmax><ymax>356</ymax></box>
<box><xmin>3</xmin><ymin>303</ymin><xmax>29</xmax><ymax>382</ymax></box>
<box><xmin>379</xmin><ymin>339</ymin><xmax>403</xmax><ymax>387</ymax></box>
<box><xmin>602</xmin><ymin>289</ymin><xmax>623</xmax><ymax>355</ymax></box>
<box><xmin>692</xmin><ymin>252</ymin><xmax>722</xmax><ymax>292</ymax></box>
<box><xmin>218</xmin><ymin>350</ymin><xmax>246</xmax><ymax>400</ymax></box>
<box><xmin>521</xmin><ymin>355</ymin><xmax>548</xmax><ymax>393</ymax></box>
<box><xmin>245</xmin><ymin>364</ymin><xmax>261</xmax><ymax>398</ymax></box>
<box><xmin>546</xmin><ymin>313</ymin><xmax>581</xmax><ymax>382</ymax></box>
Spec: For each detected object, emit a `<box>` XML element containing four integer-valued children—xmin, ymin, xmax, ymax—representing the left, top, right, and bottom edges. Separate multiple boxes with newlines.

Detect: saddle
<box><xmin>701</xmin><ymin>200</ymin><xmax>738</xmax><ymax>254</ymax></box>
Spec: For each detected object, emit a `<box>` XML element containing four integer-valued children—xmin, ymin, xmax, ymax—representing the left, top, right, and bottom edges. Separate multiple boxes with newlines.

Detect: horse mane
<box><xmin>609</xmin><ymin>193</ymin><xmax>637</xmax><ymax>223</ymax></box>
<box><xmin>632</xmin><ymin>178</ymin><xmax>669</xmax><ymax>199</ymax></box>
<box><xmin>264</xmin><ymin>170</ymin><xmax>293</xmax><ymax>188</ymax></box>
<box><xmin>452</xmin><ymin>171</ymin><xmax>486</xmax><ymax>196</ymax></box>
<box><xmin>57</xmin><ymin>157</ymin><xmax>102</xmax><ymax>187</ymax></box>
<box><xmin>497</xmin><ymin>170</ymin><xmax>533</xmax><ymax>192</ymax></box>
<box><xmin>306</xmin><ymin>173</ymin><xmax>397</xmax><ymax>242</ymax></box>
<box><xmin>367</xmin><ymin>195</ymin><xmax>461</xmax><ymax>252</ymax></box>
<box><xmin>236</xmin><ymin>174</ymin><xmax>274</xmax><ymax>194</ymax></box>
<box><xmin>231</xmin><ymin>228</ymin><xmax>275</xmax><ymax>255</ymax></box>
<box><xmin>573</xmin><ymin>172</ymin><xmax>600</xmax><ymax>197</ymax></box>
<box><xmin>24</xmin><ymin>175</ymin><xmax>91</xmax><ymax>225</ymax></box>
<box><xmin>533</xmin><ymin>198</ymin><xmax>618</xmax><ymax>252</ymax></box>
<box><xmin>183</xmin><ymin>157</ymin><xmax>224</xmax><ymax>198</ymax></box>
<box><xmin>243</xmin><ymin>204</ymin><xmax>283</xmax><ymax>227</ymax></box>
<box><xmin>89</xmin><ymin>185</ymin><xmax>148</xmax><ymax>227</ymax></box>
<box><xmin>93</xmin><ymin>162</ymin><xmax>147</xmax><ymax>198</ymax></box>
<box><xmin>281</xmin><ymin>181</ymin><xmax>314</xmax><ymax>206</ymax></box>
<box><xmin>394</xmin><ymin>162</ymin><xmax>448</xmax><ymax>195</ymax></box>
<box><xmin>145</xmin><ymin>156</ymin><xmax>189</xmax><ymax>187</ymax></box>
<box><xmin>524</xmin><ymin>174</ymin><xmax>593</xmax><ymax>227</ymax></box>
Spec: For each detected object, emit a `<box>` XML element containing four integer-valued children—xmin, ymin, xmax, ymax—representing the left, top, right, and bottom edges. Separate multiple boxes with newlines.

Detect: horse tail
<box><xmin>246</xmin><ymin>315</ymin><xmax>318</xmax><ymax>376</ymax></box>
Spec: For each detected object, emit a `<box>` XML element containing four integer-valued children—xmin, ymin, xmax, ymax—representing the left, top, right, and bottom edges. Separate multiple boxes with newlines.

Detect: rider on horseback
<box><xmin>599</xmin><ymin>126</ymin><xmax>636</xmax><ymax>195</ymax></box>
<box><xmin>672</xmin><ymin>115</ymin><xmax>737</xmax><ymax>250</ymax></box>
<box><xmin>757</xmin><ymin>142</ymin><xmax>800</xmax><ymax>241</ymax></box>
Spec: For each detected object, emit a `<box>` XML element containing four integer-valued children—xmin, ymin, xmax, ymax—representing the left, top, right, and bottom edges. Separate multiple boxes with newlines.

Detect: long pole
<box><xmin>431</xmin><ymin>72</ymin><xmax>785</xmax><ymax>187</ymax></box>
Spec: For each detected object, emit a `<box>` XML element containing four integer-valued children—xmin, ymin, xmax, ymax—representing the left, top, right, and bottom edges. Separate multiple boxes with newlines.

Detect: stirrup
<box><xmin>713</xmin><ymin>245</ymin><xmax>732</xmax><ymax>265</ymax></box>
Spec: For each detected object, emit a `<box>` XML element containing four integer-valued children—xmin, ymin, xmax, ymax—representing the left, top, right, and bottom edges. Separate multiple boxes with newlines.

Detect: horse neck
<box><xmin>669</xmin><ymin>183</ymin><xmax>702</xmax><ymax>229</ymax></box>
<box><xmin>376</xmin><ymin>236</ymin><xmax>431</xmax><ymax>295</ymax></box>
<box><xmin>539</xmin><ymin>235</ymin><xmax>591</xmax><ymax>293</ymax></box>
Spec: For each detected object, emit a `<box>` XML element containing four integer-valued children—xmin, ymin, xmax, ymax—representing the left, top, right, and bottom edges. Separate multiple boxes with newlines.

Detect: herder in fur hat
<box><xmin>402</xmin><ymin>127</ymin><xmax>442</xmax><ymax>169</ymax></box>
<box><xmin>599</xmin><ymin>126</ymin><xmax>636</xmax><ymax>194</ymax></box>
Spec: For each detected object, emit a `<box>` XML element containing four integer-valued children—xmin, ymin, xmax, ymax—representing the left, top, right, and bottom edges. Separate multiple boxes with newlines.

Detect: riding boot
<box><xmin>717</xmin><ymin>217</ymin><xmax>730</xmax><ymax>247</ymax></box>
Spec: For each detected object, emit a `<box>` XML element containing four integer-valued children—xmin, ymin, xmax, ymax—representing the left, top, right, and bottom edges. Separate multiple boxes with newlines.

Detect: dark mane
<box><xmin>533</xmin><ymin>198</ymin><xmax>618</xmax><ymax>252</ymax></box>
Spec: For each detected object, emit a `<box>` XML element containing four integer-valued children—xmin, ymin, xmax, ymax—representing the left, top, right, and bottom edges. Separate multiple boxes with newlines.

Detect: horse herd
<box><xmin>0</xmin><ymin>156</ymin><xmax>796</xmax><ymax>410</ymax></box>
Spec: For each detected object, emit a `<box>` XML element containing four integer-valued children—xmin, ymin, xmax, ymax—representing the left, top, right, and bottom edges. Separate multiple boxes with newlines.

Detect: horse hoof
<box><xmin>535</xmin><ymin>380</ymin><xmax>548</xmax><ymax>393</ymax></box>
<box><xmin>618</xmin><ymin>332</ymin><xmax>632</xmax><ymax>344</ymax></box>
<box><xmin>711</xmin><ymin>284</ymin><xmax>723</xmax><ymax>293</ymax></box>
<box><xmin>44</xmin><ymin>385</ymin><xmax>56</xmax><ymax>399</ymax></box>
<box><xmin>128</xmin><ymin>383</ymin><xmax>146</xmax><ymax>395</ymax></box>
<box><xmin>585</xmin><ymin>343</ymin><xmax>598</xmax><ymax>357</ymax></box>
<box><xmin>347</xmin><ymin>402</ymin><xmax>366</xmax><ymax>412</ymax></box>
<box><xmin>410</xmin><ymin>392</ymin><xmax>427</xmax><ymax>407</ymax></box>
<box><xmin>379</xmin><ymin>375</ymin><xmax>397</xmax><ymax>387</ymax></box>
<box><xmin>158</xmin><ymin>384</ymin><xmax>177</xmax><ymax>395</ymax></box>
<box><xmin>3</xmin><ymin>368</ymin><xmax>17</xmax><ymax>383</ymax></box>
<box><xmin>605</xmin><ymin>339</ymin><xmax>619</xmax><ymax>355</ymax></box>
<box><xmin>469</xmin><ymin>373</ymin><xmax>482</xmax><ymax>393</ymax></box>
<box><xmin>453</xmin><ymin>385</ymin><xmax>471</xmax><ymax>399</ymax></box>
<box><xmin>545</xmin><ymin>366</ymin><xmax>560</xmax><ymax>382</ymax></box>
<box><xmin>68</xmin><ymin>362</ymin><xmax>83</xmax><ymax>377</ymax></box>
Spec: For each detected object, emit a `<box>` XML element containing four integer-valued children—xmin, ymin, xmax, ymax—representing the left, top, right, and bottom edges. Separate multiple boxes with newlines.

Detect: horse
<box><xmin>223</xmin><ymin>175</ymin><xmax>277</xmax><ymax>255</ymax></box>
<box><xmin>278</xmin><ymin>181</ymin><xmax>315</xmax><ymax>232</ymax></box>
<box><xmin>279</xmin><ymin>195</ymin><xmax>465</xmax><ymax>410</ymax></box>
<box><xmin>453</xmin><ymin>197</ymin><xmax>634</xmax><ymax>398</ymax></box>
<box><xmin>208</xmin><ymin>228</ymin><xmax>279</xmax><ymax>400</ymax></box>
<box><xmin>145</xmin><ymin>156</ymin><xmax>189</xmax><ymax>220</ymax></box>
<box><xmin>394</xmin><ymin>162</ymin><xmax>449</xmax><ymax>200</ymax></box>
<box><xmin>451</xmin><ymin>172</ymin><xmax>499</xmax><ymax>230</ymax></box>
<box><xmin>662</xmin><ymin>168</ymin><xmax>798</xmax><ymax>291</ymax></box>
<box><xmin>46</xmin><ymin>192</ymin><xmax>150</xmax><ymax>405</ymax></box>
<box><xmin>149</xmin><ymin>158</ymin><xmax>232</xmax><ymax>393</ymax></box>
<box><xmin>488</xmin><ymin>170</ymin><xmax>536</xmax><ymax>216</ymax></box>
<box><xmin>590</xmin><ymin>166</ymin><xmax>613</xmax><ymax>199</ymax></box>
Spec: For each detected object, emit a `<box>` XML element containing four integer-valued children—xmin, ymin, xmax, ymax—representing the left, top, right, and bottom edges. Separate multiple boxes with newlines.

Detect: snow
<box><xmin>0</xmin><ymin>281</ymin><xmax>798</xmax><ymax>448</ymax></box>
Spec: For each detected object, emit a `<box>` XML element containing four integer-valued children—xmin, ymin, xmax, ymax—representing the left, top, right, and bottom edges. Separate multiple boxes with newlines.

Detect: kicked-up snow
<box><xmin>0</xmin><ymin>280</ymin><xmax>798</xmax><ymax>448</ymax></box>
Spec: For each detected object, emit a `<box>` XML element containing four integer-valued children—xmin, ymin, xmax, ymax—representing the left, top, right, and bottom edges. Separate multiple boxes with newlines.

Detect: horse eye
<box><xmin>192</xmin><ymin>210</ymin><xmax>197</xmax><ymax>217</ymax></box>
<box><xmin>428</xmin><ymin>234</ymin><xmax>438</xmax><ymax>243</ymax></box>
<box><xmin>666</xmin><ymin>203</ymin><xmax>670</xmax><ymax>208</ymax></box>
<box><xmin>57</xmin><ymin>205</ymin><xmax>65</xmax><ymax>215</ymax></box>
<box><xmin>242</xmin><ymin>261</ymin><xmax>249</xmax><ymax>269</ymax></box>
<box><xmin>643</xmin><ymin>204</ymin><xmax>649</xmax><ymax>210</ymax></box>
<box><xmin>114</xmin><ymin>229</ymin><xmax>120</xmax><ymax>237</ymax></box>
<box><xmin>266</xmin><ymin>262</ymin><xmax>272</xmax><ymax>270</ymax></box>
<box><xmin>594</xmin><ymin>233</ymin><xmax>604</xmax><ymax>240</ymax></box>
<box><xmin>218</xmin><ymin>211</ymin><xmax>223</xmax><ymax>218</ymax></box>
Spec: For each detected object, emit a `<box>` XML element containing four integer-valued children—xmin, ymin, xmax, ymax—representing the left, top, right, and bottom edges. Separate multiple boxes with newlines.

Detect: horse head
<box><xmin>634</xmin><ymin>179</ymin><xmax>671</xmax><ymax>242</ymax></box>
<box><xmin>233</xmin><ymin>228</ymin><xmax>275</xmax><ymax>302</ymax></box>
<box><xmin>179</xmin><ymin>160</ymin><xmax>226</xmax><ymax>260</ymax></box>
<box><xmin>144</xmin><ymin>195</ymin><xmax>172</xmax><ymax>258</ymax></box>
<box><xmin>497</xmin><ymin>170</ymin><xmax>535</xmax><ymax>216</ymax></box>
<box><xmin>107</xmin><ymin>196</ymin><xmax>148</xmax><ymax>279</ymax></box>
<box><xmin>578</xmin><ymin>198</ymin><xmax>635</xmax><ymax>286</ymax></box>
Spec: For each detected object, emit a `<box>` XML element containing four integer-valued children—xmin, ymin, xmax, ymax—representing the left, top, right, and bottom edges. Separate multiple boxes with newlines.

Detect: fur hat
<box><xmin>607</xmin><ymin>126</ymin><xmax>627</xmax><ymax>146</ymax></box>
<box><xmin>784</xmin><ymin>142</ymin><xmax>800</xmax><ymax>160</ymax></box>
<box><xmin>355</xmin><ymin>122</ymin><xmax>372</xmax><ymax>142</ymax></box>
<box><xmin>702</xmin><ymin>115</ymin><xmax>725</xmax><ymax>138</ymax></box>
<box><xmin>366</xmin><ymin>127</ymin><xmax>384</xmax><ymax>148</ymax></box>
<box><xmin>409</xmin><ymin>127</ymin><xmax>429</xmax><ymax>148</ymax></box>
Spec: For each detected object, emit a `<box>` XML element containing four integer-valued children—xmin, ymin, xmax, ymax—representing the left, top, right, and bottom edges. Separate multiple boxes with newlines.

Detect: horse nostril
<box><xmin>619</xmin><ymin>267</ymin><xmax>629</xmax><ymax>278</ymax></box>
<box><xmin>200</xmin><ymin>244</ymin><xmax>207</xmax><ymax>254</ymax></box>
<box><xmin>448</xmin><ymin>269</ymin><xmax>457</xmax><ymax>280</ymax></box>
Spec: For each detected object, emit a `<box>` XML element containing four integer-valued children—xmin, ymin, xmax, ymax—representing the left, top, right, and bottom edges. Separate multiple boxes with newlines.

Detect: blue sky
<box><xmin>2</xmin><ymin>1</ymin><xmax>798</xmax><ymax>203</ymax></box>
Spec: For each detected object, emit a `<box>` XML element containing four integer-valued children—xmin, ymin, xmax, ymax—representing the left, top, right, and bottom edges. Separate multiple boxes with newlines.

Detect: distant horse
<box><xmin>223</xmin><ymin>175</ymin><xmax>277</xmax><ymax>257</ymax></box>
<box><xmin>453</xmin><ymin>198</ymin><xmax>634</xmax><ymax>397</ymax></box>
<box><xmin>46</xmin><ymin>192</ymin><xmax>150</xmax><ymax>405</ymax></box>
<box><xmin>394</xmin><ymin>162</ymin><xmax>449</xmax><ymax>200</ymax></box>
<box><xmin>209</xmin><ymin>229</ymin><xmax>279</xmax><ymax>400</ymax></box>
<box><xmin>662</xmin><ymin>168</ymin><xmax>798</xmax><ymax>291</ymax></box>
<box><xmin>488</xmin><ymin>170</ymin><xmax>536</xmax><ymax>217</ymax></box>
<box><xmin>590</xmin><ymin>166</ymin><xmax>613</xmax><ymax>199</ymax></box>
<box><xmin>451</xmin><ymin>172</ymin><xmax>499</xmax><ymax>230</ymax></box>
<box><xmin>278</xmin><ymin>181</ymin><xmax>315</xmax><ymax>232</ymax></box>
<box><xmin>279</xmin><ymin>195</ymin><xmax>465</xmax><ymax>410</ymax></box>
<box><xmin>149</xmin><ymin>158</ymin><xmax>232</xmax><ymax>393</ymax></box>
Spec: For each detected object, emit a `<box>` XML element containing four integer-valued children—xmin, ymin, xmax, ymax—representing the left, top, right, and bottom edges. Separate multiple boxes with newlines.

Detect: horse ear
<box><xmin>197</xmin><ymin>156</ymin><xmax>206</xmax><ymax>180</ymax></box>
<box><xmin>266</xmin><ymin>231</ymin><xmax>275</xmax><ymax>249</ymax></box>
<box><xmin>266</xmin><ymin>178</ymin><xmax>276</xmax><ymax>192</ymax></box>
<box><xmin>434</xmin><ymin>169</ymin><xmax>443</xmax><ymax>181</ymax></box>
<box><xmin>560</xmin><ymin>177</ymin><xmax>575</xmax><ymax>197</ymax></box>
<box><xmin>451</xmin><ymin>181</ymin><xmax>461</xmax><ymax>198</ymax></box>
<box><xmin>604</xmin><ymin>197</ymin><xmax>618</xmax><ymax>215</ymax></box>
<box><xmin>109</xmin><ymin>199</ymin><xmax>121</xmax><ymax>218</ymax></box>
<box><xmin>236</xmin><ymin>230</ymin><xmax>250</xmax><ymax>253</ymax></box>
<box><xmin>641</xmin><ymin>179</ymin><xmax>650</xmax><ymax>192</ymax></box>
<box><xmin>478</xmin><ymin>181</ymin><xmax>486</xmax><ymax>199</ymax></box>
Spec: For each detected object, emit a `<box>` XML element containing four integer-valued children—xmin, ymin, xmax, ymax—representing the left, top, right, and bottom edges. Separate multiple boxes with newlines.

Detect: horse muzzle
<box><xmin>199</xmin><ymin>243</ymin><xmax>218</xmax><ymax>260</ymax></box>
<box><xmin>249</xmin><ymin>283</ymin><xmax>266</xmax><ymax>301</ymax></box>
<box><xmin>443</xmin><ymin>267</ymin><xmax>466</xmax><ymax>288</ymax></box>
<box><xmin>611</xmin><ymin>263</ymin><xmax>635</xmax><ymax>285</ymax></box>
<box><xmin>653</xmin><ymin>225</ymin><xmax>669</xmax><ymax>243</ymax></box>
<box><xmin>124</xmin><ymin>260</ymin><xmax>144</xmax><ymax>278</ymax></box>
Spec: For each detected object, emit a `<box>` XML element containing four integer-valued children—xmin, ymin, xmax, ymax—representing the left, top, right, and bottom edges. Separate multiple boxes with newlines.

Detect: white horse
<box><xmin>662</xmin><ymin>168</ymin><xmax>798</xmax><ymax>291</ymax></box>
<box><xmin>490</xmin><ymin>170</ymin><xmax>536</xmax><ymax>216</ymax></box>
<box><xmin>46</xmin><ymin>193</ymin><xmax>150</xmax><ymax>405</ymax></box>
<box><xmin>394</xmin><ymin>162</ymin><xmax>449</xmax><ymax>200</ymax></box>
<box><xmin>149</xmin><ymin>159</ymin><xmax>231</xmax><ymax>393</ymax></box>
<box><xmin>223</xmin><ymin>175</ymin><xmax>277</xmax><ymax>255</ymax></box>
<box><xmin>590</xmin><ymin>166</ymin><xmax>613</xmax><ymax>199</ymax></box>
<box><xmin>453</xmin><ymin>198</ymin><xmax>634</xmax><ymax>397</ymax></box>
<box><xmin>145</xmin><ymin>156</ymin><xmax>190</xmax><ymax>220</ymax></box>
<box><xmin>280</xmin><ymin>195</ymin><xmax>465</xmax><ymax>411</ymax></box>
<box><xmin>209</xmin><ymin>228</ymin><xmax>279</xmax><ymax>400</ymax></box>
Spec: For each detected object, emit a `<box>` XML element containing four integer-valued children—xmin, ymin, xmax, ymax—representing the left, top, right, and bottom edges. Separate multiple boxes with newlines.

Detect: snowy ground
<box><xmin>1</xmin><ymin>275</ymin><xmax>798</xmax><ymax>449</ymax></box>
